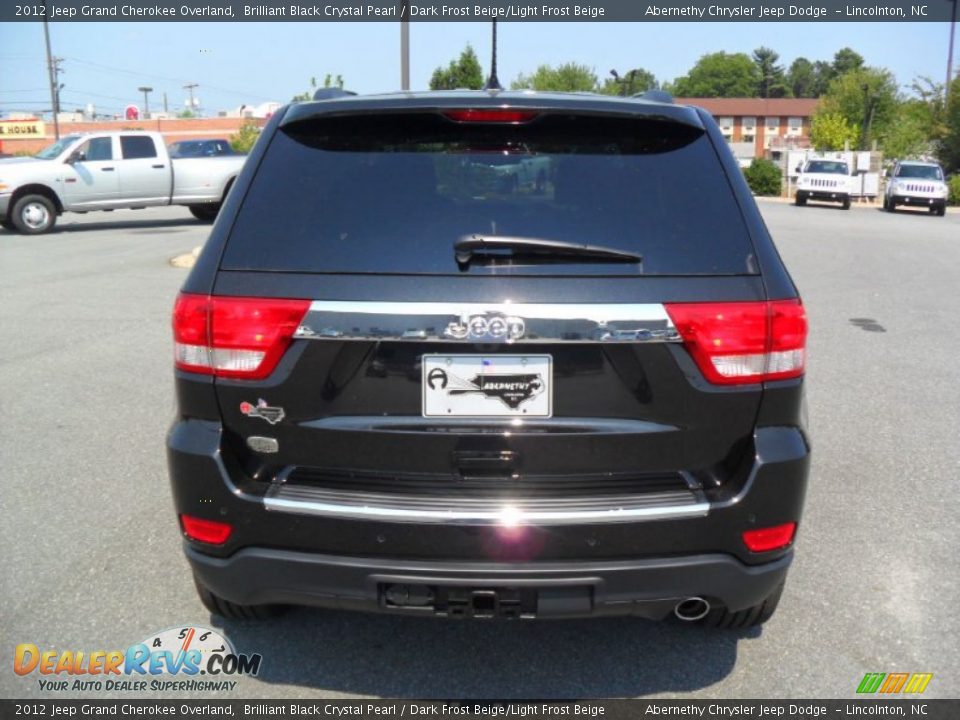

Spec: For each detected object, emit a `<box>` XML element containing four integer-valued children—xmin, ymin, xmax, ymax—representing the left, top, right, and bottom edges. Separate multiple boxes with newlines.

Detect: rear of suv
<box><xmin>168</xmin><ymin>91</ymin><xmax>810</xmax><ymax>627</ymax></box>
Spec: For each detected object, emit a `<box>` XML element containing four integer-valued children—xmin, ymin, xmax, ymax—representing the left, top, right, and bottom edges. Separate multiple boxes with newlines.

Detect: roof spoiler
<box><xmin>634</xmin><ymin>89</ymin><xmax>673</xmax><ymax>104</ymax></box>
<box><xmin>312</xmin><ymin>88</ymin><xmax>357</xmax><ymax>101</ymax></box>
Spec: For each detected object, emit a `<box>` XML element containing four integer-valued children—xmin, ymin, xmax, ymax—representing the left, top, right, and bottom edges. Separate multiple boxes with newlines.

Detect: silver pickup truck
<box><xmin>0</xmin><ymin>131</ymin><xmax>245</xmax><ymax>234</ymax></box>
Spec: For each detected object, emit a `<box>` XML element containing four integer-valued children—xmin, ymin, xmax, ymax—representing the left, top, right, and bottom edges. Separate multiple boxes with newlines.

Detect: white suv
<box><xmin>795</xmin><ymin>159</ymin><xmax>852</xmax><ymax>210</ymax></box>
<box><xmin>884</xmin><ymin>161</ymin><xmax>948</xmax><ymax>217</ymax></box>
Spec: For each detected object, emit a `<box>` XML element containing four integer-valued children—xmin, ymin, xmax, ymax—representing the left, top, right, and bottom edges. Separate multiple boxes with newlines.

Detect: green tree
<box><xmin>292</xmin><ymin>74</ymin><xmax>344</xmax><ymax>102</ymax></box>
<box><xmin>669</xmin><ymin>52</ymin><xmax>761</xmax><ymax>98</ymax></box>
<box><xmin>819</xmin><ymin>67</ymin><xmax>899</xmax><ymax>149</ymax></box>
<box><xmin>753</xmin><ymin>47</ymin><xmax>790</xmax><ymax>98</ymax></box>
<box><xmin>832</xmin><ymin>48</ymin><xmax>865</xmax><ymax>77</ymax></box>
<box><xmin>429</xmin><ymin>45</ymin><xmax>484</xmax><ymax>90</ymax></box>
<box><xmin>743</xmin><ymin>158</ymin><xmax>782</xmax><ymax>196</ymax></box>
<box><xmin>810</xmin><ymin>112</ymin><xmax>860</xmax><ymax>150</ymax></box>
<box><xmin>598</xmin><ymin>68</ymin><xmax>657</xmax><ymax>96</ymax></box>
<box><xmin>229</xmin><ymin>119</ymin><xmax>260</xmax><ymax>154</ymax></box>
<box><xmin>787</xmin><ymin>57</ymin><xmax>816</xmax><ymax>98</ymax></box>
<box><xmin>810</xmin><ymin>60</ymin><xmax>836</xmax><ymax>97</ymax></box>
<box><xmin>511</xmin><ymin>63</ymin><xmax>599</xmax><ymax>92</ymax></box>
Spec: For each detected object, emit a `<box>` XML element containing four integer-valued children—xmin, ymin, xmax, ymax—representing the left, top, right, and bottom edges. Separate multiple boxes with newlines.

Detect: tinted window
<box><xmin>79</xmin><ymin>137</ymin><xmax>113</xmax><ymax>162</ymax></box>
<box><xmin>120</xmin><ymin>135</ymin><xmax>157</xmax><ymax>160</ymax></box>
<box><xmin>223</xmin><ymin>113</ymin><xmax>756</xmax><ymax>276</ymax></box>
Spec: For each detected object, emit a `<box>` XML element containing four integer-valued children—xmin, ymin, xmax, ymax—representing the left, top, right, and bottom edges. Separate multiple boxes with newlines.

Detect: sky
<box><xmin>0</xmin><ymin>21</ymin><xmax>955</xmax><ymax>117</ymax></box>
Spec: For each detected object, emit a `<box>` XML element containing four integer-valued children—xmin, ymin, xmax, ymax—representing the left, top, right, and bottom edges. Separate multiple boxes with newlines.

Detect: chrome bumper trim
<box><xmin>263</xmin><ymin>487</ymin><xmax>708</xmax><ymax>525</ymax></box>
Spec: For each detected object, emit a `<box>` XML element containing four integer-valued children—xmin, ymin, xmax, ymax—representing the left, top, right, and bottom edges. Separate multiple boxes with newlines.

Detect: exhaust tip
<box><xmin>674</xmin><ymin>596</ymin><xmax>710</xmax><ymax>622</ymax></box>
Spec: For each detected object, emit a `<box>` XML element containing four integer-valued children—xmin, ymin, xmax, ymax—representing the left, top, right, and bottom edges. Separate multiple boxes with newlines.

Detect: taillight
<box><xmin>443</xmin><ymin>109</ymin><xmax>539</xmax><ymax>124</ymax></box>
<box><xmin>742</xmin><ymin>522</ymin><xmax>797</xmax><ymax>552</ymax></box>
<box><xmin>180</xmin><ymin>514</ymin><xmax>233</xmax><ymax>545</ymax></box>
<box><xmin>173</xmin><ymin>293</ymin><xmax>310</xmax><ymax>380</ymax></box>
<box><xmin>665</xmin><ymin>300</ymin><xmax>806</xmax><ymax>385</ymax></box>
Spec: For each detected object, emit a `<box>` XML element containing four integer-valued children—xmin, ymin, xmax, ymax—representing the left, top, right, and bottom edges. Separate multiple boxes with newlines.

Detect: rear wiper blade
<box><xmin>454</xmin><ymin>235</ymin><xmax>642</xmax><ymax>267</ymax></box>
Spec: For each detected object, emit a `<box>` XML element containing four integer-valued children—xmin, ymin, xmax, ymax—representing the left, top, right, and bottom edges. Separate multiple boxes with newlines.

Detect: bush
<box><xmin>949</xmin><ymin>175</ymin><xmax>960</xmax><ymax>206</ymax></box>
<box><xmin>743</xmin><ymin>158</ymin><xmax>783</xmax><ymax>196</ymax></box>
<box><xmin>229</xmin><ymin>119</ymin><xmax>260</xmax><ymax>154</ymax></box>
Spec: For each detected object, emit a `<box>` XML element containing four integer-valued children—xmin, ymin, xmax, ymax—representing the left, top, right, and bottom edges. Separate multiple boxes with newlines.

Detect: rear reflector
<box><xmin>173</xmin><ymin>294</ymin><xmax>310</xmax><ymax>380</ymax></box>
<box><xmin>665</xmin><ymin>300</ymin><xmax>807</xmax><ymax>385</ymax></box>
<box><xmin>180</xmin><ymin>514</ymin><xmax>233</xmax><ymax>545</ymax></box>
<box><xmin>443</xmin><ymin>109</ymin><xmax>539</xmax><ymax>124</ymax></box>
<box><xmin>742</xmin><ymin>522</ymin><xmax>797</xmax><ymax>552</ymax></box>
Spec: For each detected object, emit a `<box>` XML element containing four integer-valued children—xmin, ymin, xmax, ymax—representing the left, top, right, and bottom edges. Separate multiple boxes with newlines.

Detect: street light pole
<box><xmin>138</xmin><ymin>86</ymin><xmax>153</xmax><ymax>118</ymax></box>
<box><xmin>947</xmin><ymin>0</ymin><xmax>958</xmax><ymax>104</ymax></box>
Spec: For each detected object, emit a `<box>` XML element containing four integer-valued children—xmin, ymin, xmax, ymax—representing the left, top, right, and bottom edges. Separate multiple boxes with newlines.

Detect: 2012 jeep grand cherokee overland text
<box><xmin>167</xmin><ymin>90</ymin><xmax>810</xmax><ymax>626</ymax></box>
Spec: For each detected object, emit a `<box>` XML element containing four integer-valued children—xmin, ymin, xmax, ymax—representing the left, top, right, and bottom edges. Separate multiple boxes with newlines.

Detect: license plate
<box><xmin>422</xmin><ymin>355</ymin><xmax>552</xmax><ymax>418</ymax></box>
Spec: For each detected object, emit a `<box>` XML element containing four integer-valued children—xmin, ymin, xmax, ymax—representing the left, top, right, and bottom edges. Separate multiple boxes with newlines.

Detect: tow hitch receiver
<box><xmin>381</xmin><ymin>584</ymin><xmax>537</xmax><ymax>618</ymax></box>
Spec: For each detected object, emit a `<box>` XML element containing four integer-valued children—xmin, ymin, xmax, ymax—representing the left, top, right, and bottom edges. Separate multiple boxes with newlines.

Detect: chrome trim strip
<box><xmin>294</xmin><ymin>301</ymin><xmax>681</xmax><ymax>344</ymax></box>
<box><xmin>263</xmin><ymin>496</ymin><xmax>709</xmax><ymax>525</ymax></box>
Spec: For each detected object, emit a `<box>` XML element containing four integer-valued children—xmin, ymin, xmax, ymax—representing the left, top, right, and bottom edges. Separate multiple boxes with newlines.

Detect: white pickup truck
<box><xmin>0</xmin><ymin>131</ymin><xmax>245</xmax><ymax>234</ymax></box>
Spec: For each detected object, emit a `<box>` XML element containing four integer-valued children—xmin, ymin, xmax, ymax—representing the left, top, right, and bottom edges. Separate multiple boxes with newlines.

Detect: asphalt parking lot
<box><xmin>2</xmin><ymin>202</ymin><xmax>958</xmax><ymax>700</ymax></box>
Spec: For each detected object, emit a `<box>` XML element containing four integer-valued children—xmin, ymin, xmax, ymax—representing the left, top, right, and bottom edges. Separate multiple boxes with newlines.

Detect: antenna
<box><xmin>484</xmin><ymin>20</ymin><xmax>501</xmax><ymax>90</ymax></box>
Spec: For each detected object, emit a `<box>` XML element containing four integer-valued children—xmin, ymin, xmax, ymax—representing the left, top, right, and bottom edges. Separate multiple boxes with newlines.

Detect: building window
<box><xmin>787</xmin><ymin>117</ymin><xmax>803</xmax><ymax>136</ymax></box>
<box><xmin>765</xmin><ymin>117</ymin><xmax>780</xmax><ymax>134</ymax></box>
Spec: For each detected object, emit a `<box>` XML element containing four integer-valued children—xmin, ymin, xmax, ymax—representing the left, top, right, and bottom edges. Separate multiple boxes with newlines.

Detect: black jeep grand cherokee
<box><xmin>168</xmin><ymin>91</ymin><xmax>809</xmax><ymax>627</ymax></box>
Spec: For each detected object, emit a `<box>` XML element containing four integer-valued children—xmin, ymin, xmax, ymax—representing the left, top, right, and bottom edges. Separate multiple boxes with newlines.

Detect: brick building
<box><xmin>675</xmin><ymin>98</ymin><xmax>821</xmax><ymax>165</ymax></box>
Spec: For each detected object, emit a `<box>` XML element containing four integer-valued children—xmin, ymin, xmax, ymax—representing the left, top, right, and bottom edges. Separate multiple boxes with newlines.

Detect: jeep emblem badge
<box><xmin>444</xmin><ymin>313</ymin><xmax>526</xmax><ymax>343</ymax></box>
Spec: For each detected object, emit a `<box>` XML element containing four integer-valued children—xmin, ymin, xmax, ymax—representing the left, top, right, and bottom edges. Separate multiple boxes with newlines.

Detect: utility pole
<box><xmin>183</xmin><ymin>83</ymin><xmax>199</xmax><ymax>115</ymax></box>
<box><xmin>41</xmin><ymin>0</ymin><xmax>62</xmax><ymax>139</ymax></box>
<box><xmin>400</xmin><ymin>1</ymin><xmax>409</xmax><ymax>91</ymax></box>
<box><xmin>138</xmin><ymin>86</ymin><xmax>153</xmax><ymax>117</ymax></box>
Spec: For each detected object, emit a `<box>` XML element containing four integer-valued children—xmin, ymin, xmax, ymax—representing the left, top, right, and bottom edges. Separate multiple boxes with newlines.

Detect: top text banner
<box><xmin>2</xmin><ymin>0</ymin><xmax>956</xmax><ymax>22</ymax></box>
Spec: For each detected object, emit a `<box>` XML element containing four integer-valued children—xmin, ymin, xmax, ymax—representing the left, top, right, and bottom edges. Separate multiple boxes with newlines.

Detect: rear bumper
<box><xmin>168</xmin><ymin>417</ymin><xmax>809</xmax><ymax>618</ymax></box>
<box><xmin>188</xmin><ymin>545</ymin><xmax>792</xmax><ymax>619</ymax></box>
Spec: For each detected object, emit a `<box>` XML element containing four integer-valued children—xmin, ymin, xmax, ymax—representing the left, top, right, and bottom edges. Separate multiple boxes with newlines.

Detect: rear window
<box><xmin>222</xmin><ymin>112</ymin><xmax>757</xmax><ymax>276</ymax></box>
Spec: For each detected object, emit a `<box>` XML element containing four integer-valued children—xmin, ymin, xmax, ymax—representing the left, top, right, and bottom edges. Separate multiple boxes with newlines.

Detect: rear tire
<box><xmin>189</xmin><ymin>204</ymin><xmax>220</xmax><ymax>223</ymax></box>
<box><xmin>11</xmin><ymin>194</ymin><xmax>57</xmax><ymax>234</ymax></box>
<box><xmin>193</xmin><ymin>574</ymin><xmax>284</xmax><ymax>620</ymax></box>
<box><xmin>700</xmin><ymin>579</ymin><xmax>785</xmax><ymax>629</ymax></box>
